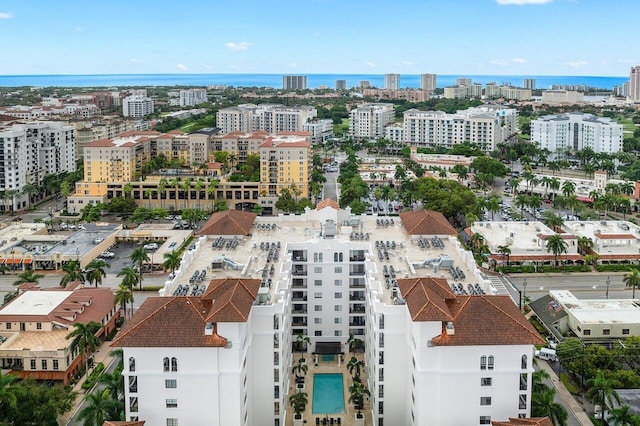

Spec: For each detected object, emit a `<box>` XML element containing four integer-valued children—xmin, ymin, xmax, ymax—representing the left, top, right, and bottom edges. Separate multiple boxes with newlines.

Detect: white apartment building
<box><xmin>541</xmin><ymin>90</ymin><xmax>584</xmax><ymax>104</ymax></box>
<box><xmin>179</xmin><ymin>88</ymin><xmax>208</xmax><ymax>107</ymax></box>
<box><xmin>402</xmin><ymin>105</ymin><xmax>518</xmax><ymax>152</ymax></box>
<box><xmin>302</xmin><ymin>118</ymin><xmax>334</xmax><ymax>144</ymax></box>
<box><xmin>630</xmin><ymin>65</ymin><xmax>640</xmax><ymax>101</ymax></box>
<box><xmin>0</xmin><ymin>121</ymin><xmax>76</xmax><ymax>211</ymax></box>
<box><xmin>283</xmin><ymin>75</ymin><xmax>307</xmax><ymax>90</ymax></box>
<box><xmin>531</xmin><ymin>112</ymin><xmax>623</xmax><ymax>159</ymax></box>
<box><xmin>114</xmin><ymin>206</ymin><xmax>541</xmax><ymax>426</ymax></box>
<box><xmin>420</xmin><ymin>74</ymin><xmax>436</xmax><ymax>92</ymax></box>
<box><xmin>122</xmin><ymin>96</ymin><xmax>154</xmax><ymax>118</ymax></box>
<box><xmin>216</xmin><ymin>104</ymin><xmax>317</xmax><ymax>134</ymax></box>
<box><xmin>384</xmin><ymin>74</ymin><xmax>400</xmax><ymax>91</ymax></box>
<box><xmin>349</xmin><ymin>103</ymin><xmax>395</xmax><ymax>140</ymax></box>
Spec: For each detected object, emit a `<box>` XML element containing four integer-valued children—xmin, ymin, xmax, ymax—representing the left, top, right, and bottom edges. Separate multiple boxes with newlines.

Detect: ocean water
<box><xmin>0</xmin><ymin>73</ymin><xmax>628</xmax><ymax>90</ymax></box>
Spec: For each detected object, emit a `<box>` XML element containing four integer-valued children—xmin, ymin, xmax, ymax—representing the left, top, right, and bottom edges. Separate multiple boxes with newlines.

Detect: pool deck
<box><xmin>286</xmin><ymin>353</ymin><xmax>371</xmax><ymax>426</ymax></box>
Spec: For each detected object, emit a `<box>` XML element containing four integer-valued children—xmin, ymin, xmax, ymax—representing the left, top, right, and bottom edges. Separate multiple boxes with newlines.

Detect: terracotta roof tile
<box><xmin>594</xmin><ymin>233</ymin><xmax>637</xmax><ymax>239</ymax></box>
<box><xmin>397</xmin><ymin>278</ymin><xmax>455</xmax><ymax>322</ymax></box>
<box><xmin>85</xmin><ymin>139</ymin><xmax>115</xmax><ymax>148</ymax></box>
<box><xmin>203</xmin><ymin>278</ymin><xmax>261</xmax><ymax>323</ymax></box>
<box><xmin>316</xmin><ymin>199</ymin><xmax>340</xmax><ymax>211</ymax></box>
<box><xmin>197</xmin><ymin>210</ymin><xmax>257</xmax><ymax>236</ymax></box>
<box><xmin>491</xmin><ymin>418</ymin><xmax>553</xmax><ymax>426</ymax></box>
<box><xmin>399</xmin><ymin>210</ymin><xmax>457</xmax><ymax>236</ymax></box>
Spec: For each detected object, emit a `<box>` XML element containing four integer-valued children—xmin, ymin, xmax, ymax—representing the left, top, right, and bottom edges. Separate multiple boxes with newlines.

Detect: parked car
<box><xmin>93</xmin><ymin>237</ymin><xmax>105</xmax><ymax>244</ymax></box>
<box><xmin>143</xmin><ymin>243</ymin><xmax>158</xmax><ymax>250</ymax></box>
<box><xmin>100</xmin><ymin>251</ymin><xmax>115</xmax><ymax>258</ymax></box>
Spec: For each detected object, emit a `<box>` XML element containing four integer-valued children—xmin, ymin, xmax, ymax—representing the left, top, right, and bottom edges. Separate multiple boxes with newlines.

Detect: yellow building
<box><xmin>259</xmin><ymin>132</ymin><xmax>312</xmax><ymax>199</ymax></box>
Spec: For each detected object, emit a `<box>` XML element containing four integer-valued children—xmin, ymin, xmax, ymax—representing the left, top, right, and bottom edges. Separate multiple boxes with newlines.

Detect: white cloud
<box><xmin>366</xmin><ymin>62</ymin><xmax>378</xmax><ymax>68</ymax></box>
<box><xmin>401</xmin><ymin>61</ymin><xmax>413</xmax><ymax>65</ymax></box>
<box><xmin>176</xmin><ymin>64</ymin><xmax>188</xmax><ymax>71</ymax></box>
<box><xmin>567</xmin><ymin>60</ymin><xmax>587</xmax><ymax>67</ymax></box>
<box><xmin>130</xmin><ymin>58</ymin><xmax>141</xmax><ymax>63</ymax></box>
<box><xmin>512</xmin><ymin>58</ymin><xmax>527</xmax><ymax>64</ymax></box>
<box><xmin>495</xmin><ymin>0</ymin><xmax>553</xmax><ymax>4</ymax></box>
<box><xmin>224</xmin><ymin>41</ymin><xmax>250</xmax><ymax>51</ymax></box>
<box><xmin>0</xmin><ymin>12</ymin><xmax>14</xmax><ymax>19</ymax></box>
<box><xmin>490</xmin><ymin>59</ymin><xmax>510</xmax><ymax>66</ymax></box>
<box><xmin>203</xmin><ymin>64</ymin><xmax>213</xmax><ymax>69</ymax></box>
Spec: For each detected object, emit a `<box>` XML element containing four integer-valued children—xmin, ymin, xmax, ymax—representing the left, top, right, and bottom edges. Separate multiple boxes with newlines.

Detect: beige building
<box><xmin>629</xmin><ymin>65</ymin><xmax>640</xmax><ymax>101</ymax></box>
<box><xmin>259</xmin><ymin>133</ymin><xmax>312</xmax><ymax>200</ymax></box>
<box><xmin>216</xmin><ymin>104</ymin><xmax>316</xmax><ymax>134</ymax></box>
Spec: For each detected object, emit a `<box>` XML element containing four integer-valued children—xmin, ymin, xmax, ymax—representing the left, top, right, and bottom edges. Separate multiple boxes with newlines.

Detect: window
<box><xmin>41</xmin><ymin>360</ymin><xmax>47</xmax><ymax>370</ymax></box>
<box><xmin>163</xmin><ymin>357</ymin><xmax>170</xmax><ymax>372</ymax></box>
<box><xmin>314</xmin><ymin>280</ymin><xmax>322</xmax><ymax>286</ymax></box>
<box><xmin>5</xmin><ymin>323</ymin><xmax>10</xmax><ymax>330</ymax></box>
<box><xmin>129</xmin><ymin>357</ymin><xmax>136</xmax><ymax>372</ymax></box>
<box><xmin>314</xmin><ymin>292</ymin><xmax>322</xmax><ymax>299</ymax></box>
<box><xmin>480</xmin><ymin>356</ymin><xmax>487</xmax><ymax>370</ymax></box>
<box><xmin>378</xmin><ymin>401</ymin><xmax>384</xmax><ymax>414</ymax></box>
<box><xmin>314</xmin><ymin>305</ymin><xmax>322</xmax><ymax>312</ymax></box>
<box><xmin>520</xmin><ymin>373</ymin><xmax>528</xmax><ymax>390</ymax></box>
<box><xmin>488</xmin><ymin>356</ymin><xmax>494</xmax><ymax>370</ymax></box>
<box><xmin>274</xmin><ymin>385</ymin><xmax>279</xmax><ymax>398</ymax></box>
<box><xmin>519</xmin><ymin>394</ymin><xmax>527</xmax><ymax>409</ymax></box>
<box><xmin>315</xmin><ymin>331</ymin><xmax>322</xmax><ymax>336</ymax></box>
<box><xmin>334</xmin><ymin>330</ymin><xmax>342</xmax><ymax>337</ymax></box>
<box><xmin>623</xmin><ymin>328</ymin><xmax>630</xmax><ymax>335</ymax></box>
<box><xmin>335</xmin><ymin>318</ymin><xmax>342</xmax><ymax>324</ymax></box>
<box><xmin>379</xmin><ymin>368</ymin><xmax>384</xmax><ymax>381</ymax></box>
<box><xmin>130</xmin><ymin>397</ymin><xmax>138</xmax><ymax>412</ymax></box>
<box><xmin>129</xmin><ymin>376</ymin><xmax>138</xmax><ymax>393</ymax></box>
<box><xmin>36</xmin><ymin>322</ymin><xmax>42</xmax><ymax>330</ymax></box>
<box><xmin>165</xmin><ymin>379</ymin><xmax>177</xmax><ymax>388</ymax></box>
<box><xmin>583</xmin><ymin>329</ymin><xmax>591</xmax><ymax>336</ymax></box>
<box><xmin>521</xmin><ymin>354</ymin><xmax>527</xmax><ymax>369</ymax></box>
<box><xmin>166</xmin><ymin>398</ymin><xmax>178</xmax><ymax>408</ymax></box>
<box><xmin>30</xmin><ymin>359</ymin><xmax>36</xmax><ymax>370</ymax></box>
<box><xmin>603</xmin><ymin>329</ymin><xmax>611</xmax><ymax>335</ymax></box>
<box><xmin>480</xmin><ymin>416</ymin><xmax>491</xmax><ymax>425</ymax></box>
<box><xmin>335</xmin><ymin>267</ymin><xmax>342</xmax><ymax>274</ymax></box>
<box><xmin>335</xmin><ymin>279</ymin><xmax>342</xmax><ymax>286</ymax></box>
<box><xmin>315</xmin><ymin>318</ymin><xmax>322</xmax><ymax>324</ymax></box>
<box><xmin>335</xmin><ymin>292</ymin><xmax>342</xmax><ymax>299</ymax></box>
<box><xmin>166</xmin><ymin>418</ymin><xmax>179</xmax><ymax>426</ymax></box>
<box><xmin>53</xmin><ymin>360</ymin><xmax>59</xmax><ymax>370</ymax></box>
<box><xmin>481</xmin><ymin>377</ymin><xmax>492</xmax><ymax>386</ymax></box>
<box><xmin>480</xmin><ymin>397</ymin><xmax>492</xmax><ymax>406</ymax></box>
<box><xmin>335</xmin><ymin>305</ymin><xmax>342</xmax><ymax>312</ymax></box>
<box><xmin>314</xmin><ymin>267</ymin><xmax>322</xmax><ymax>273</ymax></box>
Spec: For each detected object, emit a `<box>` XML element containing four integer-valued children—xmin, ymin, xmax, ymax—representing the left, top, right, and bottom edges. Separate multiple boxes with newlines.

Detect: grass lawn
<box><xmin>617</xmin><ymin>117</ymin><xmax>638</xmax><ymax>138</ymax></box>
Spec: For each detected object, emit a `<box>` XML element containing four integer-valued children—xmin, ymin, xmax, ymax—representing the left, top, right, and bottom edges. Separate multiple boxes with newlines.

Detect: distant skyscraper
<box><xmin>335</xmin><ymin>80</ymin><xmax>347</xmax><ymax>91</ymax></box>
<box><xmin>420</xmin><ymin>74</ymin><xmax>437</xmax><ymax>92</ymax></box>
<box><xmin>456</xmin><ymin>77</ymin><xmax>472</xmax><ymax>87</ymax></box>
<box><xmin>621</xmin><ymin>81</ymin><xmax>630</xmax><ymax>98</ymax></box>
<box><xmin>630</xmin><ymin>66</ymin><xmax>640</xmax><ymax>101</ymax></box>
<box><xmin>384</xmin><ymin>73</ymin><xmax>400</xmax><ymax>90</ymax></box>
<box><xmin>282</xmin><ymin>75</ymin><xmax>307</xmax><ymax>90</ymax></box>
<box><xmin>360</xmin><ymin>80</ymin><xmax>371</xmax><ymax>89</ymax></box>
<box><xmin>523</xmin><ymin>78</ymin><xmax>536</xmax><ymax>90</ymax></box>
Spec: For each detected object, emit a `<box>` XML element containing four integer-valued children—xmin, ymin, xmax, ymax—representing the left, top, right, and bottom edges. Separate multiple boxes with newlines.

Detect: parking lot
<box><xmin>100</xmin><ymin>241</ymin><xmax>160</xmax><ymax>274</ymax></box>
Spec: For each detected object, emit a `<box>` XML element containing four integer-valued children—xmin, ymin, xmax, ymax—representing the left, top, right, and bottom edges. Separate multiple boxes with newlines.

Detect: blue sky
<box><xmin>0</xmin><ymin>0</ymin><xmax>637</xmax><ymax>76</ymax></box>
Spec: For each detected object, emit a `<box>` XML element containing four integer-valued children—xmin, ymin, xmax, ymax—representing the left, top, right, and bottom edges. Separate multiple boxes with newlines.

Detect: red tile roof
<box><xmin>492</xmin><ymin>418</ymin><xmax>553</xmax><ymax>426</ymax></box>
<box><xmin>85</xmin><ymin>139</ymin><xmax>115</xmax><ymax>148</ymax></box>
<box><xmin>488</xmin><ymin>254</ymin><xmax>584</xmax><ymax>262</ymax></box>
<box><xmin>399</xmin><ymin>210</ymin><xmax>457</xmax><ymax>236</ymax></box>
<box><xmin>537</xmin><ymin>233</ymin><xmax>576</xmax><ymax>240</ymax></box>
<box><xmin>197</xmin><ymin>210</ymin><xmax>257</xmax><ymax>236</ymax></box>
<box><xmin>203</xmin><ymin>278</ymin><xmax>261</xmax><ymax>323</ymax></box>
<box><xmin>594</xmin><ymin>233</ymin><xmax>637</xmax><ymax>239</ymax></box>
<box><xmin>316</xmin><ymin>199</ymin><xmax>340</xmax><ymax>211</ymax></box>
<box><xmin>397</xmin><ymin>278</ymin><xmax>543</xmax><ymax>347</ymax></box>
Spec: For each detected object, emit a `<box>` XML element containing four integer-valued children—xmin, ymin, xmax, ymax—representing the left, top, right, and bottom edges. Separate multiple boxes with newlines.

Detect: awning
<box><xmin>5</xmin><ymin>258</ymin><xmax>23</xmax><ymax>265</ymax></box>
<box><xmin>23</xmin><ymin>258</ymin><xmax>32</xmax><ymax>264</ymax></box>
<box><xmin>313</xmin><ymin>342</ymin><xmax>343</xmax><ymax>355</ymax></box>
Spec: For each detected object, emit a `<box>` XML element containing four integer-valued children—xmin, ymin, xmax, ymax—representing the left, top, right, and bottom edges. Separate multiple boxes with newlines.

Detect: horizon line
<box><xmin>0</xmin><ymin>72</ymin><xmax>629</xmax><ymax>78</ymax></box>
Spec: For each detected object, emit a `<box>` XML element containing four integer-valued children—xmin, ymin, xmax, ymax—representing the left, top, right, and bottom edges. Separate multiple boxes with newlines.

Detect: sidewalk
<box><xmin>536</xmin><ymin>359</ymin><xmax>592</xmax><ymax>426</ymax></box>
<box><xmin>58</xmin><ymin>340</ymin><xmax>117</xmax><ymax>426</ymax></box>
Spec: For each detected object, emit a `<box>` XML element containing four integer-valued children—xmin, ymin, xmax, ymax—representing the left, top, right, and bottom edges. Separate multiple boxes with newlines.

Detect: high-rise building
<box><xmin>523</xmin><ymin>78</ymin><xmax>536</xmax><ymax>90</ymax></box>
<box><xmin>179</xmin><ymin>88</ymin><xmax>208</xmax><ymax>107</ymax></box>
<box><xmin>283</xmin><ymin>75</ymin><xmax>307</xmax><ymax>90</ymax></box>
<box><xmin>122</xmin><ymin>96</ymin><xmax>154</xmax><ymax>117</ymax></box>
<box><xmin>349</xmin><ymin>103</ymin><xmax>395</xmax><ymax>139</ymax></box>
<box><xmin>456</xmin><ymin>77</ymin><xmax>472</xmax><ymax>87</ymax></box>
<box><xmin>0</xmin><ymin>121</ymin><xmax>76</xmax><ymax>211</ymax></box>
<box><xmin>216</xmin><ymin>104</ymin><xmax>317</xmax><ymax>134</ymax></box>
<box><xmin>531</xmin><ymin>112</ymin><xmax>624</xmax><ymax>159</ymax></box>
<box><xmin>630</xmin><ymin>66</ymin><xmax>640</xmax><ymax>101</ymax></box>
<box><xmin>335</xmin><ymin>80</ymin><xmax>347</xmax><ymax>91</ymax></box>
<box><xmin>259</xmin><ymin>133</ymin><xmax>312</xmax><ymax>198</ymax></box>
<box><xmin>420</xmin><ymin>73</ymin><xmax>437</xmax><ymax>92</ymax></box>
<box><xmin>384</xmin><ymin>73</ymin><xmax>400</xmax><ymax>90</ymax></box>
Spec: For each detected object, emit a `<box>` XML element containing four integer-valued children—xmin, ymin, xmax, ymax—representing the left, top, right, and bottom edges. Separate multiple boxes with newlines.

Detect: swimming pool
<box><xmin>312</xmin><ymin>373</ymin><xmax>345</xmax><ymax>414</ymax></box>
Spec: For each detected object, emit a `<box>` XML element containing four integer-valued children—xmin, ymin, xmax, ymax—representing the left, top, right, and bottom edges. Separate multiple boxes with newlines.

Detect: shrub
<box><xmin>81</xmin><ymin>362</ymin><xmax>105</xmax><ymax>390</ymax></box>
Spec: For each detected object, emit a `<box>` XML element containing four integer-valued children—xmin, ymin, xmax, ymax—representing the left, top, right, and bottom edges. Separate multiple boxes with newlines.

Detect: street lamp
<box><xmin>605</xmin><ymin>276</ymin><xmax>610</xmax><ymax>299</ymax></box>
<box><xmin>522</xmin><ymin>278</ymin><xmax>528</xmax><ymax>312</ymax></box>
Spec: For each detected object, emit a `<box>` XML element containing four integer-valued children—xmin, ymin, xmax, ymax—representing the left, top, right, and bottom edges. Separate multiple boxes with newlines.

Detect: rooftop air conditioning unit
<box><xmin>445</xmin><ymin>321</ymin><xmax>455</xmax><ymax>336</ymax></box>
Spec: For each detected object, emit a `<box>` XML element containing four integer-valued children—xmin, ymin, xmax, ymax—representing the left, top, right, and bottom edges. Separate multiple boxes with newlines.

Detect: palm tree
<box><xmin>67</xmin><ymin>321</ymin><xmax>102</xmax><ymax>379</ymax></box>
<box><xmin>289</xmin><ymin>391</ymin><xmax>308</xmax><ymax>420</ymax></box>
<box><xmin>561</xmin><ymin>180</ymin><xmax>576</xmax><ymax>198</ymax></box>
<box><xmin>162</xmin><ymin>250</ymin><xmax>182</xmax><ymax>274</ymax></box>
<box><xmin>13</xmin><ymin>269</ymin><xmax>44</xmax><ymax>286</ymax></box>
<box><xmin>532</xmin><ymin>368</ymin><xmax>551</xmax><ymax>394</ymax></box>
<box><xmin>292</xmin><ymin>358</ymin><xmax>309</xmax><ymax>381</ymax></box>
<box><xmin>60</xmin><ymin>259</ymin><xmax>85</xmax><ymax>288</ymax></box>
<box><xmin>607</xmin><ymin>404</ymin><xmax>640</xmax><ymax>426</ymax></box>
<box><xmin>98</xmin><ymin>367</ymin><xmax>125</xmax><ymax>402</ymax></box>
<box><xmin>207</xmin><ymin>179</ymin><xmax>220</xmax><ymax>212</ymax></box>
<box><xmin>114</xmin><ymin>283</ymin><xmax>134</xmax><ymax>319</ymax></box>
<box><xmin>21</xmin><ymin>183</ymin><xmax>40</xmax><ymax>209</ymax></box>
<box><xmin>348</xmin><ymin>381</ymin><xmax>370</xmax><ymax>417</ymax></box>
<box><xmin>347</xmin><ymin>356</ymin><xmax>365</xmax><ymax>382</ymax></box>
<box><xmin>85</xmin><ymin>258</ymin><xmax>109</xmax><ymax>288</ymax></box>
<box><xmin>623</xmin><ymin>269</ymin><xmax>640</xmax><ymax>299</ymax></box>
<box><xmin>586</xmin><ymin>370</ymin><xmax>621</xmax><ymax>414</ymax></box>
<box><xmin>157</xmin><ymin>178</ymin><xmax>168</xmax><ymax>209</ymax></box>
<box><xmin>122</xmin><ymin>182</ymin><xmax>133</xmax><ymax>199</ymax></box>
<box><xmin>295</xmin><ymin>334</ymin><xmax>310</xmax><ymax>362</ymax></box>
<box><xmin>194</xmin><ymin>178</ymin><xmax>204</xmax><ymax>210</ymax></box>
<box><xmin>168</xmin><ymin>177</ymin><xmax>180</xmax><ymax>211</ymax></box>
<box><xmin>180</xmin><ymin>178</ymin><xmax>192</xmax><ymax>210</ymax></box>
<box><xmin>130</xmin><ymin>248</ymin><xmax>149</xmax><ymax>290</ymax></box>
<box><xmin>531</xmin><ymin>387</ymin><xmax>568</xmax><ymax>426</ymax></box>
<box><xmin>545</xmin><ymin>234</ymin><xmax>568</xmax><ymax>267</ymax></box>
<box><xmin>347</xmin><ymin>333</ymin><xmax>363</xmax><ymax>355</ymax></box>
<box><xmin>485</xmin><ymin>196</ymin><xmax>500</xmax><ymax>220</ymax></box>
<box><xmin>549</xmin><ymin>177</ymin><xmax>561</xmax><ymax>201</ymax></box>
<box><xmin>77</xmin><ymin>389</ymin><xmax>119</xmax><ymax>426</ymax></box>
<box><xmin>144</xmin><ymin>189</ymin><xmax>153</xmax><ymax>209</ymax></box>
<box><xmin>576</xmin><ymin>236</ymin><xmax>594</xmax><ymax>256</ymax></box>
<box><xmin>497</xmin><ymin>245</ymin><xmax>511</xmax><ymax>267</ymax></box>
<box><xmin>528</xmin><ymin>195</ymin><xmax>542</xmax><ymax>220</ymax></box>
<box><xmin>117</xmin><ymin>265</ymin><xmax>140</xmax><ymax>312</ymax></box>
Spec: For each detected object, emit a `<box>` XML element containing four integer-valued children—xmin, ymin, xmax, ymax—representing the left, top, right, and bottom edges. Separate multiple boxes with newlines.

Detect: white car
<box><xmin>100</xmin><ymin>251</ymin><xmax>115</xmax><ymax>258</ymax></box>
<box><xmin>143</xmin><ymin>243</ymin><xmax>158</xmax><ymax>250</ymax></box>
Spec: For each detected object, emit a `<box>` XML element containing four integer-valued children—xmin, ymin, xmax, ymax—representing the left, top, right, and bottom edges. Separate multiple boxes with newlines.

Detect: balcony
<box><xmin>292</xmin><ymin>268</ymin><xmax>307</xmax><ymax>276</ymax></box>
<box><xmin>292</xmin><ymin>318</ymin><xmax>308</xmax><ymax>327</ymax></box>
<box><xmin>349</xmin><ymin>305</ymin><xmax>366</xmax><ymax>314</ymax></box>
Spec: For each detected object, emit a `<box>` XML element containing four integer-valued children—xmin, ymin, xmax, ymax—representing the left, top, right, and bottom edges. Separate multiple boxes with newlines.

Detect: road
<box><xmin>323</xmin><ymin>171</ymin><xmax>339</xmax><ymax>201</ymax></box>
<box><xmin>506</xmin><ymin>273</ymin><xmax>632</xmax><ymax>301</ymax></box>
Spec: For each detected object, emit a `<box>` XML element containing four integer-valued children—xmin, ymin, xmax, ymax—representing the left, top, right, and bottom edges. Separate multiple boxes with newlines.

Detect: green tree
<box><xmin>295</xmin><ymin>334</ymin><xmax>310</xmax><ymax>361</ymax></box>
<box><xmin>623</xmin><ymin>269</ymin><xmax>640</xmax><ymax>299</ymax></box>
<box><xmin>586</xmin><ymin>370</ymin><xmax>621</xmax><ymax>413</ymax></box>
<box><xmin>561</xmin><ymin>180</ymin><xmax>576</xmax><ymax>198</ymax></box>
<box><xmin>163</xmin><ymin>250</ymin><xmax>182</xmax><ymax>274</ymax></box>
<box><xmin>291</xmin><ymin>358</ymin><xmax>309</xmax><ymax>380</ymax></box>
<box><xmin>67</xmin><ymin>321</ymin><xmax>102</xmax><ymax>380</ymax></box>
<box><xmin>60</xmin><ymin>259</ymin><xmax>85</xmax><ymax>288</ymax></box>
<box><xmin>497</xmin><ymin>244</ymin><xmax>511</xmax><ymax>267</ymax></box>
<box><xmin>348</xmin><ymin>381</ymin><xmax>370</xmax><ymax>417</ymax></box>
<box><xmin>77</xmin><ymin>389</ymin><xmax>120</xmax><ymax>426</ymax></box>
<box><xmin>114</xmin><ymin>283</ymin><xmax>134</xmax><ymax>319</ymax></box>
<box><xmin>288</xmin><ymin>391</ymin><xmax>308</xmax><ymax>420</ymax></box>
<box><xmin>607</xmin><ymin>404</ymin><xmax>640</xmax><ymax>426</ymax></box>
<box><xmin>531</xmin><ymin>387</ymin><xmax>568</xmax><ymax>426</ymax></box>
<box><xmin>130</xmin><ymin>247</ymin><xmax>150</xmax><ymax>290</ymax></box>
<box><xmin>347</xmin><ymin>356</ymin><xmax>365</xmax><ymax>382</ymax></box>
<box><xmin>207</xmin><ymin>179</ymin><xmax>220</xmax><ymax>212</ymax></box>
<box><xmin>546</xmin><ymin>234</ymin><xmax>568</xmax><ymax>267</ymax></box>
<box><xmin>0</xmin><ymin>380</ymin><xmax>75</xmax><ymax>425</ymax></box>
<box><xmin>13</xmin><ymin>269</ymin><xmax>44</xmax><ymax>286</ymax></box>
<box><xmin>85</xmin><ymin>258</ymin><xmax>110</xmax><ymax>288</ymax></box>
<box><xmin>0</xmin><ymin>372</ymin><xmax>20</xmax><ymax>412</ymax></box>
<box><xmin>157</xmin><ymin>177</ymin><xmax>168</xmax><ymax>209</ymax></box>
<box><xmin>541</xmin><ymin>211</ymin><xmax>564</xmax><ymax>232</ymax></box>
<box><xmin>576</xmin><ymin>236</ymin><xmax>594</xmax><ymax>255</ymax></box>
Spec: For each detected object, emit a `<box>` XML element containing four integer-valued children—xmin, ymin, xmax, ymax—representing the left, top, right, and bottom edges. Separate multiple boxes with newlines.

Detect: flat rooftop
<box><xmin>563</xmin><ymin>220</ymin><xmax>640</xmax><ymax>240</ymax></box>
<box><xmin>471</xmin><ymin>221</ymin><xmax>559</xmax><ymax>254</ymax></box>
<box><xmin>550</xmin><ymin>290</ymin><xmax>640</xmax><ymax>324</ymax></box>
<box><xmin>0</xmin><ymin>291</ymin><xmax>72</xmax><ymax>316</ymax></box>
<box><xmin>163</xmin><ymin>211</ymin><xmax>493</xmax><ymax>302</ymax></box>
<box><xmin>0</xmin><ymin>330</ymin><xmax>69</xmax><ymax>351</ymax></box>
<box><xmin>43</xmin><ymin>223</ymin><xmax>120</xmax><ymax>257</ymax></box>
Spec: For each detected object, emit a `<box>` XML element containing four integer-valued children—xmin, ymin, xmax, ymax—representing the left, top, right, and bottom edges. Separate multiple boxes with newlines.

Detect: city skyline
<box><xmin>0</xmin><ymin>0</ymin><xmax>637</xmax><ymax>77</ymax></box>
